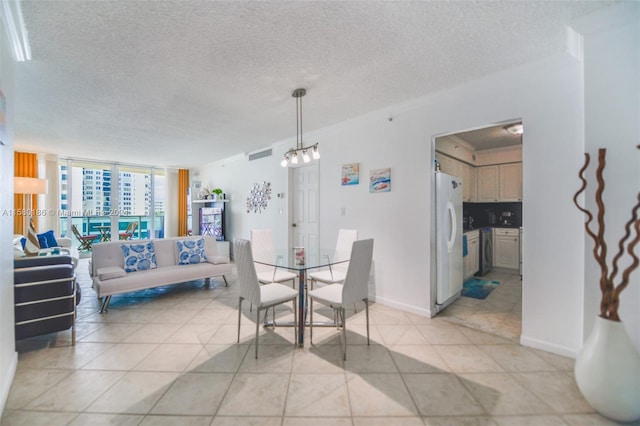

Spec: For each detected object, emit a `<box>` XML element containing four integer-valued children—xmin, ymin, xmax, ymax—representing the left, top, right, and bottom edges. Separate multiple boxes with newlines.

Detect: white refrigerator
<box><xmin>435</xmin><ymin>172</ymin><xmax>463</xmax><ymax>309</ymax></box>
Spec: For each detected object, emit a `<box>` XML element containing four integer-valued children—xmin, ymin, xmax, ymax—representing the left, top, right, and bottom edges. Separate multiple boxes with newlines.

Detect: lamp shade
<box><xmin>14</xmin><ymin>177</ymin><xmax>48</xmax><ymax>195</ymax></box>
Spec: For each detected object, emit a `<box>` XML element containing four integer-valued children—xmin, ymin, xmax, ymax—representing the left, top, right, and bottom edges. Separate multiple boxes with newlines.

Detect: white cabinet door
<box><xmin>436</xmin><ymin>154</ymin><xmax>457</xmax><ymax>176</ymax></box>
<box><xmin>461</xmin><ymin>163</ymin><xmax>476</xmax><ymax>202</ymax></box>
<box><xmin>500</xmin><ymin>163</ymin><xmax>522</xmax><ymax>201</ymax></box>
<box><xmin>493</xmin><ymin>229</ymin><xmax>520</xmax><ymax>270</ymax></box>
<box><xmin>465</xmin><ymin>237</ymin><xmax>479</xmax><ymax>278</ymax></box>
<box><xmin>463</xmin><ymin>231</ymin><xmax>480</xmax><ymax>279</ymax></box>
<box><xmin>477</xmin><ymin>166</ymin><xmax>499</xmax><ymax>202</ymax></box>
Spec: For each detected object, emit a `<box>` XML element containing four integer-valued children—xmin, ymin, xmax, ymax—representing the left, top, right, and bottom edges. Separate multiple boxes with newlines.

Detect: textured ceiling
<box><xmin>14</xmin><ymin>0</ymin><xmax>616</xmax><ymax>168</ymax></box>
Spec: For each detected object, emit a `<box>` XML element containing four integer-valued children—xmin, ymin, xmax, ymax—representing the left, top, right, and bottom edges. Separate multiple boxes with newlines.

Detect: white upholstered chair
<box><xmin>308</xmin><ymin>229</ymin><xmax>358</xmax><ymax>290</ymax></box>
<box><xmin>250</xmin><ymin>229</ymin><xmax>297</xmax><ymax>287</ymax></box>
<box><xmin>308</xmin><ymin>238</ymin><xmax>373</xmax><ymax>361</ymax></box>
<box><xmin>235</xmin><ymin>239</ymin><xmax>298</xmax><ymax>359</ymax></box>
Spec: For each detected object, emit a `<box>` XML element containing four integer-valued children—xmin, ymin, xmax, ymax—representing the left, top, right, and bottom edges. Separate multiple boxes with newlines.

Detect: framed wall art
<box><xmin>369</xmin><ymin>168</ymin><xmax>391</xmax><ymax>193</ymax></box>
<box><xmin>341</xmin><ymin>163</ymin><xmax>359</xmax><ymax>186</ymax></box>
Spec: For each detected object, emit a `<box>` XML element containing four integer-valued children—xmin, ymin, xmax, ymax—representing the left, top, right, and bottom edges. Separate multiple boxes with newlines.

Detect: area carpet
<box><xmin>462</xmin><ymin>278</ymin><xmax>500</xmax><ymax>299</ymax></box>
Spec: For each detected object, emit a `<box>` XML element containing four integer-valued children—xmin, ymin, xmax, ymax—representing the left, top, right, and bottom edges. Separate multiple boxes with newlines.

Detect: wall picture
<box><xmin>369</xmin><ymin>168</ymin><xmax>391</xmax><ymax>193</ymax></box>
<box><xmin>341</xmin><ymin>163</ymin><xmax>359</xmax><ymax>185</ymax></box>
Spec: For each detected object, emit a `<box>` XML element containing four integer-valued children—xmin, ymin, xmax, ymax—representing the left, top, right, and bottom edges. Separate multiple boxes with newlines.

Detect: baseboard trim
<box><xmin>0</xmin><ymin>350</ymin><xmax>18</xmax><ymax>414</ymax></box>
<box><xmin>369</xmin><ymin>295</ymin><xmax>432</xmax><ymax>318</ymax></box>
<box><xmin>520</xmin><ymin>334</ymin><xmax>578</xmax><ymax>359</ymax></box>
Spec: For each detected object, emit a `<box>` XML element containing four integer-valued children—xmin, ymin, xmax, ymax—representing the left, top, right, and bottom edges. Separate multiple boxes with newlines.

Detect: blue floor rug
<box><xmin>462</xmin><ymin>278</ymin><xmax>500</xmax><ymax>299</ymax></box>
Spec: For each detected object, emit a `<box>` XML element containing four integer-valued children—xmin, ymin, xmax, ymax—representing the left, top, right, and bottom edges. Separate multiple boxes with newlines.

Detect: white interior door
<box><xmin>291</xmin><ymin>163</ymin><xmax>319</xmax><ymax>262</ymax></box>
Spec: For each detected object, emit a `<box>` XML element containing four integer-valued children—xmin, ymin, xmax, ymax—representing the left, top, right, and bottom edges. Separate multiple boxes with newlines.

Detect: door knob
<box><xmin>292</xmin><ymin>223</ymin><xmax>297</xmax><ymax>227</ymax></box>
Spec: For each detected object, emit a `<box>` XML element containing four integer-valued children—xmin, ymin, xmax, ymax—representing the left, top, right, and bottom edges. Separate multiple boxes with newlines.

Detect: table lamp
<box><xmin>14</xmin><ymin>176</ymin><xmax>48</xmax><ymax>237</ymax></box>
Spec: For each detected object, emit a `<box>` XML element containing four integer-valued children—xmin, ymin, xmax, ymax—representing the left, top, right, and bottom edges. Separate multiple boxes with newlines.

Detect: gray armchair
<box><xmin>14</xmin><ymin>255</ymin><xmax>79</xmax><ymax>344</ymax></box>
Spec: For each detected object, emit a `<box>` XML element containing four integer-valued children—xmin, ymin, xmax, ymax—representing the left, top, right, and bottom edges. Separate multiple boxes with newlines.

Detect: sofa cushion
<box><xmin>37</xmin><ymin>229</ymin><xmax>59</xmax><ymax>249</ymax></box>
<box><xmin>97</xmin><ymin>266</ymin><xmax>127</xmax><ymax>280</ymax></box>
<box><xmin>25</xmin><ymin>221</ymin><xmax>40</xmax><ymax>255</ymax></box>
<box><xmin>121</xmin><ymin>241</ymin><xmax>158</xmax><ymax>272</ymax></box>
<box><xmin>176</xmin><ymin>238</ymin><xmax>208</xmax><ymax>265</ymax></box>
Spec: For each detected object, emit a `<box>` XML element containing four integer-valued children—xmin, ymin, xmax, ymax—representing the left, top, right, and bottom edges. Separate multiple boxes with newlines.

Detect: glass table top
<box><xmin>253</xmin><ymin>248</ymin><xmax>349</xmax><ymax>271</ymax></box>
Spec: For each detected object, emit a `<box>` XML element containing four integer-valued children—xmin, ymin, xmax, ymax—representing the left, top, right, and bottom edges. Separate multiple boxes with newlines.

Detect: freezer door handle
<box><xmin>447</xmin><ymin>201</ymin><xmax>457</xmax><ymax>253</ymax></box>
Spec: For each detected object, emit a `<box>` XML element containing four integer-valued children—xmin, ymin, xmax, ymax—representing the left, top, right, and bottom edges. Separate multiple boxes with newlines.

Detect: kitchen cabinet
<box><xmin>461</xmin><ymin>163</ymin><xmax>476</xmax><ymax>202</ymax></box>
<box><xmin>463</xmin><ymin>230</ymin><xmax>480</xmax><ymax>279</ymax></box>
<box><xmin>499</xmin><ymin>163</ymin><xmax>522</xmax><ymax>201</ymax></box>
<box><xmin>477</xmin><ymin>165</ymin><xmax>499</xmax><ymax>202</ymax></box>
<box><xmin>477</xmin><ymin>163</ymin><xmax>522</xmax><ymax>202</ymax></box>
<box><xmin>493</xmin><ymin>228</ymin><xmax>520</xmax><ymax>270</ymax></box>
<box><xmin>436</xmin><ymin>153</ymin><xmax>476</xmax><ymax>202</ymax></box>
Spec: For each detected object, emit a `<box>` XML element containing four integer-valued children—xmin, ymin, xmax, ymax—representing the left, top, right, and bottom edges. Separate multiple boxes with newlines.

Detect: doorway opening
<box><xmin>432</xmin><ymin>120</ymin><xmax>523</xmax><ymax>341</ymax></box>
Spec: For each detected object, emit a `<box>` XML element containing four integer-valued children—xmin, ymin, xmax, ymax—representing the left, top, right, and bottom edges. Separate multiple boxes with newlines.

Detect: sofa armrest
<box><xmin>208</xmin><ymin>256</ymin><xmax>230</xmax><ymax>265</ymax></box>
<box><xmin>96</xmin><ymin>266</ymin><xmax>127</xmax><ymax>281</ymax></box>
<box><xmin>57</xmin><ymin>237</ymin><xmax>72</xmax><ymax>248</ymax></box>
<box><xmin>15</xmin><ymin>255</ymin><xmax>74</xmax><ymax>269</ymax></box>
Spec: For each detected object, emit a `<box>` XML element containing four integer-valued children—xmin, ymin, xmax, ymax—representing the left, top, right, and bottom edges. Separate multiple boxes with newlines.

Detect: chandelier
<box><xmin>280</xmin><ymin>88</ymin><xmax>320</xmax><ymax>167</ymax></box>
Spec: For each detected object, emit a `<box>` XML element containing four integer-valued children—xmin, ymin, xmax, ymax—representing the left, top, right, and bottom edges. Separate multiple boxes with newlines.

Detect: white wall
<box><xmin>0</xmin><ymin>22</ymin><xmax>18</xmax><ymax>413</ymax></box>
<box><xmin>573</xmin><ymin>2</ymin><xmax>640</xmax><ymax>349</ymax></box>
<box><xmin>200</xmin><ymin>51</ymin><xmax>590</xmax><ymax>356</ymax></box>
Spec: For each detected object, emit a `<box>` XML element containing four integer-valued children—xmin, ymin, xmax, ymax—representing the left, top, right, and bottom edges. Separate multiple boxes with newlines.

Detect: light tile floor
<box><xmin>2</xmin><ymin>259</ymin><xmax>634</xmax><ymax>426</ymax></box>
<box><xmin>439</xmin><ymin>270</ymin><xmax>522</xmax><ymax>341</ymax></box>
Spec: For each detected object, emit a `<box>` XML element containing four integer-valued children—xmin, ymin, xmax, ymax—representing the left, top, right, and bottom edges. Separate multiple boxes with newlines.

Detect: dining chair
<box><xmin>71</xmin><ymin>224</ymin><xmax>99</xmax><ymax>252</ymax></box>
<box><xmin>308</xmin><ymin>238</ymin><xmax>374</xmax><ymax>361</ymax></box>
<box><xmin>250</xmin><ymin>229</ymin><xmax>297</xmax><ymax>287</ymax></box>
<box><xmin>308</xmin><ymin>229</ymin><xmax>358</xmax><ymax>290</ymax></box>
<box><xmin>118</xmin><ymin>222</ymin><xmax>138</xmax><ymax>240</ymax></box>
<box><xmin>235</xmin><ymin>239</ymin><xmax>298</xmax><ymax>359</ymax></box>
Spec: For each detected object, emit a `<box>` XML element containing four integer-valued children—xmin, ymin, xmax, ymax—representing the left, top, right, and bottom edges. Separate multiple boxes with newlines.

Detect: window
<box><xmin>58</xmin><ymin>160</ymin><xmax>165</xmax><ymax>241</ymax></box>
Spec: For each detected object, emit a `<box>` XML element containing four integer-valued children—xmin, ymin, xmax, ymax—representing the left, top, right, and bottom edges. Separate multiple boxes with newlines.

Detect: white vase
<box><xmin>575</xmin><ymin>316</ymin><xmax>640</xmax><ymax>422</ymax></box>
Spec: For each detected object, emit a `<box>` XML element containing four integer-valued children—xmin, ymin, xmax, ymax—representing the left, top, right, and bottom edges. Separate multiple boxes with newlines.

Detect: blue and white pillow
<box><xmin>177</xmin><ymin>238</ymin><xmax>207</xmax><ymax>265</ymax></box>
<box><xmin>121</xmin><ymin>242</ymin><xmax>158</xmax><ymax>272</ymax></box>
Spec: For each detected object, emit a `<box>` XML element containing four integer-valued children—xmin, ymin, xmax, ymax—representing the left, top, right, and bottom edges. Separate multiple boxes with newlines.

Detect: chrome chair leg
<box><xmin>255</xmin><ymin>308</ymin><xmax>261</xmax><ymax>359</ymax></box>
<box><xmin>309</xmin><ymin>297</ymin><xmax>314</xmax><ymax>344</ymax></box>
<box><xmin>237</xmin><ymin>298</ymin><xmax>243</xmax><ymax>343</ymax></box>
<box><xmin>293</xmin><ymin>299</ymin><xmax>297</xmax><ymax>346</ymax></box>
<box><xmin>365</xmin><ymin>299</ymin><xmax>370</xmax><ymax>346</ymax></box>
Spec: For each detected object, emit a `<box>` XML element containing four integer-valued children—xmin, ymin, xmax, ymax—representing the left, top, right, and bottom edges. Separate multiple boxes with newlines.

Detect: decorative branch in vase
<box><xmin>573</xmin><ymin>147</ymin><xmax>640</xmax><ymax>320</ymax></box>
<box><xmin>572</xmin><ymin>145</ymin><xmax>640</xmax><ymax>423</ymax></box>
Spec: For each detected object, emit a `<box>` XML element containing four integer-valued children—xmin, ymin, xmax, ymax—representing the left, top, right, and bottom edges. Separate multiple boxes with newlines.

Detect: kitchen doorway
<box><xmin>432</xmin><ymin>120</ymin><xmax>523</xmax><ymax>341</ymax></box>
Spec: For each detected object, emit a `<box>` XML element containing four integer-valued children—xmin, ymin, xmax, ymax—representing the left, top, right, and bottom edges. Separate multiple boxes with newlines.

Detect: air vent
<box><xmin>248</xmin><ymin>149</ymin><xmax>272</xmax><ymax>161</ymax></box>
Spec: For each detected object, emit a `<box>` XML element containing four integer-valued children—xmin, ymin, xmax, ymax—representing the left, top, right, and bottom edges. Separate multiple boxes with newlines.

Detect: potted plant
<box><xmin>572</xmin><ymin>146</ymin><xmax>640</xmax><ymax>422</ymax></box>
<box><xmin>212</xmin><ymin>188</ymin><xmax>223</xmax><ymax>201</ymax></box>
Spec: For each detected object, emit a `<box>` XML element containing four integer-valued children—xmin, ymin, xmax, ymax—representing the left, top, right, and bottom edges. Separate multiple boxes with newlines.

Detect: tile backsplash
<box><xmin>463</xmin><ymin>202</ymin><xmax>522</xmax><ymax>229</ymax></box>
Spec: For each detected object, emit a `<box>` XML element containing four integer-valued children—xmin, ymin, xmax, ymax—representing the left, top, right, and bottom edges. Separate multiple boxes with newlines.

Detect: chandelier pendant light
<box><xmin>281</xmin><ymin>88</ymin><xmax>320</xmax><ymax>167</ymax></box>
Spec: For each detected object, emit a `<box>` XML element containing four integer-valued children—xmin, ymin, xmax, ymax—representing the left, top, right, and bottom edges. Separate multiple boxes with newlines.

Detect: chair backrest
<box><xmin>342</xmin><ymin>239</ymin><xmax>374</xmax><ymax>305</ymax></box>
<box><xmin>234</xmin><ymin>239</ymin><xmax>261</xmax><ymax>305</ymax></box>
<box><xmin>71</xmin><ymin>224</ymin><xmax>83</xmax><ymax>239</ymax></box>
<box><xmin>250</xmin><ymin>229</ymin><xmax>275</xmax><ymax>274</ymax></box>
<box><xmin>126</xmin><ymin>222</ymin><xmax>138</xmax><ymax>235</ymax></box>
<box><xmin>333</xmin><ymin>229</ymin><xmax>358</xmax><ymax>272</ymax></box>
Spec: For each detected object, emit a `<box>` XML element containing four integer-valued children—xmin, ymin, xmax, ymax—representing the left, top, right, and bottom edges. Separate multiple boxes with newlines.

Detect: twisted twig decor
<box><xmin>573</xmin><ymin>146</ymin><xmax>640</xmax><ymax>321</ymax></box>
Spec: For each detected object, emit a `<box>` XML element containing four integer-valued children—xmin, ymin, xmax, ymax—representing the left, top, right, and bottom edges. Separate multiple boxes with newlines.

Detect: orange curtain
<box><xmin>14</xmin><ymin>152</ymin><xmax>39</xmax><ymax>234</ymax></box>
<box><xmin>178</xmin><ymin>169</ymin><xmax>189</xmax><ymax>236</ymax></box>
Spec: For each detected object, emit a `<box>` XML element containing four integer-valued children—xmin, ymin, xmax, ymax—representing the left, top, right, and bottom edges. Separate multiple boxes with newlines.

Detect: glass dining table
<box><xmin>253</xmin><ymin>248</ymin><xmax>348</xmax><ymax>346</ymax></box>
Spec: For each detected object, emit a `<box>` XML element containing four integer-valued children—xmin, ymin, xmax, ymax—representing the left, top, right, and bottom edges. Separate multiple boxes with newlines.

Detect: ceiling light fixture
<box><xmin>505</xmin><ymin>123</ymin><xmax>524</xmax><ymax>135</ymax></box>
<box><xmin>281</xmin><ymin>88</ymin><xmax>320</xmax><ymax>167</ymax></box>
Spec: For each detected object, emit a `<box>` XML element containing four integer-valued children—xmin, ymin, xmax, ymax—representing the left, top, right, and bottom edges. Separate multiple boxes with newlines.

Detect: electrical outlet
<box><xmin>341</xmin><ymin>207</ymin><xmax>346</xmax><ymax>216</ymax></box>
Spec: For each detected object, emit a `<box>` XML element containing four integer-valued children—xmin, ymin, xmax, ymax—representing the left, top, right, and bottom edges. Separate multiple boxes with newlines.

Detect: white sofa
<box><xmin>13</xmin><ymin>234</ymin><xmax>80</xmax><ymax>268</ymax></box>
<box><xmin>91</xmin><ymin>235</ymin><xmax>232</xmax><ymax>313</ymax></box>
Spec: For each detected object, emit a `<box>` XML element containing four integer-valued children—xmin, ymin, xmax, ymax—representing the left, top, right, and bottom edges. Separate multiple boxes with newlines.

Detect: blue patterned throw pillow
<box><xmin>121</xmin><ymin>242</ymin><xmax>158</xmax><ymax>272</ymax></box>
<box><xmin>177</xmin><ymin>238</ymin><xmax>207</xmax><ymax>265</ymax></box>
